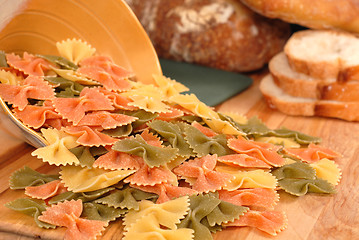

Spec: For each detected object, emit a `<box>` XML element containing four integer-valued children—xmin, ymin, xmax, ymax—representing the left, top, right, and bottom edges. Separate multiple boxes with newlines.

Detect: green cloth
<box><xmin>159</xmin><ymin>59</ymin><xmax>253</xmax><ymax>106</ymax></box>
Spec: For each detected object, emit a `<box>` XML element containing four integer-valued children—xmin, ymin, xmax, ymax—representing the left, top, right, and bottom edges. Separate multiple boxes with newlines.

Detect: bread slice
<box><xmin>284</xmin><ymin>30</ymin><xmax>359</xmax><ymax>81</ymax></box>
<box><xmin>259</xmin><ymin>74</ymin><xmax>359</xmax><ymax>121</ymax></box>
<box><xmin>269</xmin><ymin>52</ymin><xmax>359</xmax><ymax>101</ymax></box>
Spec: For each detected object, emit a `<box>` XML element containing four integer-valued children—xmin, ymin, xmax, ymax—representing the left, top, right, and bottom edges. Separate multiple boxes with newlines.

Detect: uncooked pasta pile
<box><xmin>0</xmin><ymin>39</ymin><xmax>342</xmax><ymax>240</ymax></box>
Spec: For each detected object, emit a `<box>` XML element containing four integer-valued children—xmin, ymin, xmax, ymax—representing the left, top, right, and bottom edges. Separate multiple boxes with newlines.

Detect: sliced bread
<box><xmin>259</xmin><ymin>74</ymin><xmax>359</xmax><ymax>121</ymax></box>
<box><xmin>284</xmin><ymin>30</ymin><xmax>359</xmax><ymax>81</ymax></box>
<box><xmin>269</xmin><ymin>52</ymin><xmax>359</xmax><ymax>101</ymax></box>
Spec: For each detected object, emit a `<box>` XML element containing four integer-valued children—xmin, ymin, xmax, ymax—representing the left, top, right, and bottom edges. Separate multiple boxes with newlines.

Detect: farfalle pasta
<box><xmin>31</xmin><ymin>128</ymin><xmax>80</xmax><ymax>166</ymax></box>
<box><xmin>56</xmin><ymin>38</ymin><xmax>96</xmax><ymax>64</ymax></box>
<box><xmin>0</xmin><ymin>75</ymin><xmax>54</xmax><ymax>110</ymax></box>
<box><xmin>6</xmin><ymin>52</ymin><xmax>55</xmax><ymax>76</ymax></box>
<box><xmin>95</xmin><ymin>185</ymin><xmax>158</xmax><ymax>210</ymax></box>
<box><xmin>82</xmin><ymin>202</ymin><xmax>126</xmax><ymax>222</ymax></box>
<box><xmin>38</xmin><ymin>199</ymin><xmax>108</xmax><ymax>240</ymax></box>
<box><xmin>1</xmin><ymin>39</ymin><xmax>343</xmax><ymax>240</ymax></box>
<box><xmin>60</xmin><ymin>165</ymin><xmax>135</xmax><ymax>192</ymax></box>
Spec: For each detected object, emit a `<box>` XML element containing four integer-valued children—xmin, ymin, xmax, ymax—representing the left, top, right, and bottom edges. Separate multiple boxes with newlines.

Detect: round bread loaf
<box><xmin>125</xmin><ymin>0</ymin><xmax>291</xmax><ymax>72</ymax></box>
<box><xmin>239</xmin><ymin>0</ymin><xmax>359</xmax><ymax>34</ymax></box>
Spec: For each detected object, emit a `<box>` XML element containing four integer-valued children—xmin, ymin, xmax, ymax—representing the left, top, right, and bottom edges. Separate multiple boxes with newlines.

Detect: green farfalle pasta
<box><xmin>69</xmin><ymin>146</ymin><xmax>96</xmax><ymax>168</ymax></box>
<box><xmin>147</xmin><ymin>120</ymin><xmax>194</xmax><ymax>157</ymax></box>
<box><xmin>45</xmin><ymin>76</ymin><xmax>85</xmax><ymax>97</ymax></box>
<box><xmin>82</xmin><ymin>202</ymin><xmax>126</xmax><ymax>221</ymax></box>
<box><xmin>269</xmin><ymin>127</ymin><xmax>321</xmax><ymax>145</ymax></box>
<box><xmin>48</xmin><ymin>187</ymin><xmax>115</xmax><ymax>204</ymax></box>
<box><xmin>5</xmin><ymin>198</ymin><xmax>55</xmax><ymax>229</ymax></box>
<box><xmin>180</xmin><ymin>115</ymin><xmax>204</xmax><ymax>124</ymax></box>
<box><xmin>272</xmin><ymin>162</ymin><xmax>316</xmax><ymax>180</ymax></box>
<box><xmin>205</xmin><ymin>198</ymin><xmax>248</xmax><ymax>227</ymax></box>
<box><xmin>183</xmin><ymin>124</ymin><xmax>233</xmax><ymax>157</ymax></box>
<box><xmin>37</xmin><ymin>54</ymin><xmax>78</xmax><ymax>70</ymax></box>
<box><xmin>89</xmin><ymin>146</ymin><xmax>109</xmax><ymax>157</ymax></box>
<box><xmin>0</xmin><ymin>50</ymin><xmax>8</xmax><ymax>67</ymax></box>
<box><xmin>234</xmin><ymin>117</ymin><xmax>321</xmax><ymax>145</ymax></box>
<box><xmin>178</xmin><ymin>193</ymin><xmax>248</xmax><ymax>240</ymax></box>
<box><xmin>235</xmin><ymin>116</ymin><xmax>271</xmax><ymax>136</ymax></box>
<box><xmin>112</xmin><ymin>135</ymin><xmax>178</xmax><ymax>168</ymax></box>
<box><xmin>272</xmin><ymin>162</ymin><xmax>336</xmax><ymax>196</ymax></box>
<box><xmin>102</xmin><ymin>124</ymin><xmax>133</xmax><ymax>137</ymax></box>
<box><xmin>119</xmin><ymin>109</ymin><xmax>158</xmax><ymax>130</ymax></box>
<box><xmin>95</xmin><ymin>186</ymin><xmax>158</xmax><ymax>210</ymax></box>
<box><xmin>9</xmin><ymin>166</ymin><xmax>59</xmax><ymax>189</ymax></box>
<box><xmin>277</xmin><ymin>178</ymin><xmax>336</xmax><ymax>196</ymax></box>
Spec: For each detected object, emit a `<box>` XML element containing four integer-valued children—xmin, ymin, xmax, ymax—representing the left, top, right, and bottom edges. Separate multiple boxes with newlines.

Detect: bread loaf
<box><xmin>125</xmin><ymin>0</ymin><xmax>291</xmax><ymax>72</ymax></box>
<box><xmin>260</xmin><ymin>75</ymin><xmax>359</xmax><ymax>121</ymax></box>
<box><xmin>239</xmin><ymin>0</ymin><xmax>359</xmax><ymax>34</ymax></box>
<box><xmin>284</xmin><ymin>30</ymin><xmax>359</xmax><ymax>81</ymax></box>
<box><xmin>269</xmin><ymin>52</ymin><xmax>359</xmax><ymax>101</ymax></box>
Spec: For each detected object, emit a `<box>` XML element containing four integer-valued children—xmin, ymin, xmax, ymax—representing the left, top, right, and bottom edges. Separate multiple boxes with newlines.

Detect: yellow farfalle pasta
<box><xmin>124</xmin><ymin>196</ymin><xmax>190</xmax><ymax>230</ymax></box>
<box><xmin>124</xmin><ymin>213</ymin><xmax>194</xmax><ymax>240</ymax></box>
<box><xmin>170</xmin><ymin>93</ymin><xmax>242</xmax><ymax>135</ymax></box>
<box><xmin>0</xmin><ymin>69</ymin><xmax>21</xmax><ymax>85</ymax></box>
<box><xmin>216</xmin><ymin>166</ymin><xmax>278</xmax><ymax>190</ymax></box>
<box><xmin>56</xmin><ymin>38</ymin><xmax>96</xmax><ymax>64</ymax></box>
<box><xmin>31</xmin><ymin>128</ymin><xmax>80</xmax><ymax>166</ymax></box>
<box><xmin>152</xmin><ymin>74</ymin><xmax>189</xmax><ymax>99</ymax></box>
<box><xmin>255</xmin><ymin>136</ymin><xmax>301</xmax><ymax>148</ymax></box>
<box><xmin>121</xmin><ymin>83</ymin><xmax>171</xmax><ymax>113</ymax></box>
<box><xmin>128</xmin><ymin>95</ymin><xmax>171</xmax><ymax>113</ymax></box>
<box><xmin>60</xmin><ymin>165</ymin><xmax>135</xmax><ymax>192</ymax></box>
<box><xmin>310</xmin><ymin>158</ymin><xmax>342</xmax><ymax>186</ymax></box>
<box><xmin>219</xmin><ymin>111</ymin><xmax>248</xmax><ymax>125</ymax></box>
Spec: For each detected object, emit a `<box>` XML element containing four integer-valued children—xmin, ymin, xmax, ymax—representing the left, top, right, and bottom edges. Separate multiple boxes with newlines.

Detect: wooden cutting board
<box><xmin>0</xmin><ymin>71</ymin><xmax>358</xmax><ymax>240</ymax></box>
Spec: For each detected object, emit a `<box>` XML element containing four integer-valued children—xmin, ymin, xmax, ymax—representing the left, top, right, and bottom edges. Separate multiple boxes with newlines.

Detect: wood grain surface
<box><xmin>0</xmin><ymin>71</ymin><xmax>358</xmax><ymax>240</ymax></box>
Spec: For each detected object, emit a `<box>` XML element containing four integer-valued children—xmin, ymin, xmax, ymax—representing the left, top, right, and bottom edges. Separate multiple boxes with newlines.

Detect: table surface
<box><xmin>0</xmin><ymin>70</ymin><xmax>358</xmax><ymax>240</ymax></box>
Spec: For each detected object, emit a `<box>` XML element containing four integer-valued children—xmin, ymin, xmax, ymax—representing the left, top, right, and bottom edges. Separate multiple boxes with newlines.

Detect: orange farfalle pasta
<box><xmin>53</xmin><ymin>87</ymin><xmax>114</xmax><ymax>124</ymax></box>
<box><xmin>191</xmin><ymin>121</ymin><xmax>218</xmax><ymax>137</ymax></box>
<box><xmin>218</xmin><ymin>189</ymin><xmax>279</xmax><ymax>210</ymax></box>
<box><xmin>38</xmin><ymin>199</ymin><xmax>108</xmax><ymax>240</ymax></box>
<box><xmin>78</xmin><ymin>55</ymin><xmax>133</xmax><ymax>91</ymax></box>
<box><xmin>140</xmin><ymin>129</ymin><xmax>163</xmax><ymax>147</ymax></box>
<box><xmin>173</xmin><ymin>154</ymin><xmax>233</xmax><ymax>193</ymax></box>
<box><xmin>13</xmin><ymin>103</ymin><xmax>62</xmax><ymax>129</ymax></box>
<box><xmin>224</xmin><ymin>210</ymin><xmax>288</xmax><ymax>236</ymax></box>
<box><xmin>124</xmin><ymin>158</ymin><xmax>177</xmax><ymax>186</ymax></box>
<box><xmin>217</xmin><ymin>154</ymin><xmax>272</xmax><ymax>168</ymax></box>
<box><xmin>155</xmin><ymin>107</ymin><xmax>184</xmax><ymax>121</ymax></box>
<box><xmin>64</xmin><ymin>126</ymin><xmax>117</xmax><ymax>147</ymax></box>
<box><xmin>228</xmin><ymin>137</ymin><xmax>285</xmax><ymax>167</ymax></box>
<box><xmin>93</xmin><ymin>150</ymin><xmax>142</xmax><ymax>170</ymax></box>
<box><xmin>0</xmin><ymin>75</ymin><xmax>54</xmax><ymax>110</ymax></box>
<box><xmin>6</xmin><ymin>52</ymin><xmax>55</xmax><ymax>76</ymax></box>
<box><xmin>284</xmin><ymin>143</ymin><xmax>341</xmax><ymax>163</ymax></box>
<box><xmin>98</xmin><ymin>89</ymin><xmax>138</xmax><ymax>110</ymax></box>
<box><xmin>132</xmin><ymin>183</ymin><xmax>198</xmax><ymax>204</ymax></box>
<box><xmin>76</xmin><ymin>111</ymin><xmax>137</xmax><ymax>129</ymax></box>
<box><xmin>25</xmin><ymin>180</ymin><xmax>67</xmax><ymax>200</ymax></box>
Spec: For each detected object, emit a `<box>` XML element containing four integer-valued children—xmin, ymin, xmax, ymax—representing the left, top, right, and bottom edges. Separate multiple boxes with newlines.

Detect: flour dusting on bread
<box><xmin>168</xmin><ymin>1</ymin><xmax>234</xmax><ymax>33</ymax></box>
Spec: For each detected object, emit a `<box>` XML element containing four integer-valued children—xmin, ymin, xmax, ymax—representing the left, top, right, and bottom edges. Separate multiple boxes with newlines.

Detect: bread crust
<box><xmin>239</xmin><ymin>0</ymin><xmax>359</xmax><ymax>34</ymax></box>
<box><xmin>269</xmin><ymin>52</ymin><xmax>359</xmax><ymax>101</ymax></box>
<box><xmin>260</xmin><ymin>75</ymin><xmax>359</xmax><ymax>121</ymax></box>
<box><xmin>125</xmin><ymin>0</ymin><xmax>291</xmax><ymax>72</ymax></box>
